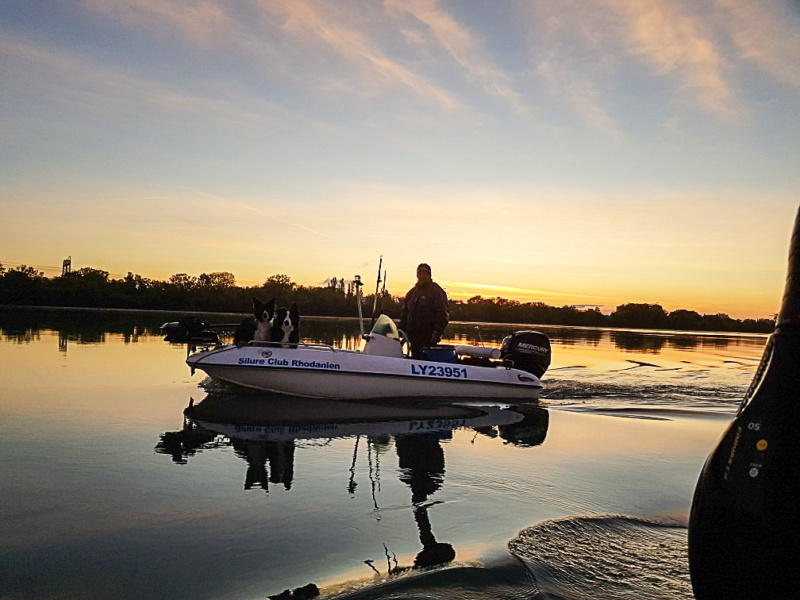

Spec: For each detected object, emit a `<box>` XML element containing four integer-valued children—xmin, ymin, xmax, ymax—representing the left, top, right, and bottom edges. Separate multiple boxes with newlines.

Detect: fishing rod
<box><xmin>370</xmin><ymin>255</ymin><xmax>383</xmax><ymax>329</ymax></box>
<box><xmin>688</xmin><ymin>203</ymin><xmax>800</xmax><ymax>599</ymax></box>
<box><xmin>376</xmin><ymin>268</ymin><xmax>387</xmax><ymax>322</ymax></box>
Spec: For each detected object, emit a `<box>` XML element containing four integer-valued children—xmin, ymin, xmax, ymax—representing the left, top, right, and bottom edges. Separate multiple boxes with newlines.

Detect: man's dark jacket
<box><xmin>399</xmin><ymin>281</ymin><xmax>449</xmax><ymax>347</ymax></box>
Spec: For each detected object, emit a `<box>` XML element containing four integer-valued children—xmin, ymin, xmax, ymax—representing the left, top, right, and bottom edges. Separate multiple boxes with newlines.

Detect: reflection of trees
<box><xmin>547</xmin><ymin>328</ymin><xmax>603</xmax><ymax>347</ymax></box>
<box><xmin>2</xmin><ymin>305</ymin><xmax>767</xmax><ymax>358</ymax></box>
<box><xmin>0</xmin><ymin>308</ymin><xmax>160</xmax><ymax>345</ymax></box>
<box><xmin>701</xmin><ymin>336</ymin><xmax>733</xmax><ymax>351</ymax></box>
<box><xmin>669</xmin><ymin>335</ymin><xmax>700</xmax><ymax>350</ymax></box>
<box><xmin>610</xmin><ymin>330</ymin><xmax>734</xmax><ymax>353</ymax></box>
<box><xmin>448</xmin><ymin>324</ymin><xmax>603</xmax><ymax>347</ymax></box>
<box><xmin>611</xmin><ymin>331</ymin><xmax>667</xmax><ymax>353</ymax></box>
<box><xmin>292</xmin><ymin>320</ymin><xmax>363</xmax><ymax>350</ymax></box>
<box><xmin>2</xmin><ymin>328</ymin><xmax>41</xmax><ymax>345</ymax></box>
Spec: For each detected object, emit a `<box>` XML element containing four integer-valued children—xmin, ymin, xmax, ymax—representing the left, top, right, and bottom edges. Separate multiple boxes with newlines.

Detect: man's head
<box><xmin>416</xmin><ymin>263</ymin><xmax>432</xmax><ymax>285</ymax></box>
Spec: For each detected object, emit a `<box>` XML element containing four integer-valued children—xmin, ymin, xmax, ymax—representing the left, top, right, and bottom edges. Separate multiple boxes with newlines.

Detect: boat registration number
<box><xmin>410</xmin><ymin>364</ymin><xmax>468</xmax><ymax>378</ymax></box>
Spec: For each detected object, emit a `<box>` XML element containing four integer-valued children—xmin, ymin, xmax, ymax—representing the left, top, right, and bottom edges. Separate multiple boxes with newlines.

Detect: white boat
<box><xmin>186</xmin><ymin>314</ymin><xmax>550</xmax><ymax>400</ymax></box>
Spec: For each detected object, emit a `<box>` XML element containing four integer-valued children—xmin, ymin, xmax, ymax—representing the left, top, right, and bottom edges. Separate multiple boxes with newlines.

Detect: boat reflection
<box><xmin>156</xmin><ymin>394</ymin><xmax>549</xmax><ymax>574</ymax></box>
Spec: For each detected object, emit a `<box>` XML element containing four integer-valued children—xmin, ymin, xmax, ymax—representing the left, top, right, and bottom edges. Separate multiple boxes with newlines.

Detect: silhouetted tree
<box><xmin>169</xmin><ymin>273</ymin><xmax>197</xmax><ymax>290</ymax></box>
<box><xmin>0</xmin><ymin>265</ymin><xmax>46</xmax><ymax>304</ymax></box>
<box><xmin>668</xmin><ymin>309</ymin><xmax>704</xmax><ymax>331</ymax></box>
<box><xmin>609</xmin><ymin>303</ymin><xmax>669</xmax><ymax>329</ymax></box>
<box><xmin>197</xmin><ymin>272</ymin><xmax>236</xmax><ymax>289</ymax></box>
<box><xmin>0</xmin><ymin>265</ymin><xmax>775</xmax><ymax>333</ymax></box>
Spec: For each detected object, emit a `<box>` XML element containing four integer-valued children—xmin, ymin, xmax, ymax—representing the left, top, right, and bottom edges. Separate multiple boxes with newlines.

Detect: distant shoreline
<box><xmin>0</xmin><ymin>304</ymin><xmax>770</xmax><ymax>337</ymax></box>
<box><xmin>0</xmin><ymin>304</ymin><xmax>362</xmax><ymax>321</ymax></box>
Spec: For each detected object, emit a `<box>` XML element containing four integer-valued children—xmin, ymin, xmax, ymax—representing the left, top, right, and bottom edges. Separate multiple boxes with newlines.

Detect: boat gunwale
<box><xmin>195</xmin><ymin>361</ymin><xmax>542</xmax><ymax>390</ymax></box>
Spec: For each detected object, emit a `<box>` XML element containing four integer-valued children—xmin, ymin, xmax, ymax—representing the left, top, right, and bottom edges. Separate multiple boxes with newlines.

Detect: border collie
<box><xmin>271</xmin><ymin>303</ymin><xmax>300</xmax><ymax>346</ymax></box>
<box><xmin>234</xmin><ymin>297</ymin><xmax>275</xmax><ymax>345</ymax></box>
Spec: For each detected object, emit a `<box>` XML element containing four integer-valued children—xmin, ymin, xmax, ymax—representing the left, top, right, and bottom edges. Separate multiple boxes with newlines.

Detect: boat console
<box><xmin>363</xmin><ymin>315</ymin><xmax>406</xmax><ymax>358</ymax></box>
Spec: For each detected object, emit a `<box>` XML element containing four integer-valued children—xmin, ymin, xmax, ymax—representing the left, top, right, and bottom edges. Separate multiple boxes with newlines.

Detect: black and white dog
<box><xmin>271</xmin><ymin>303</ymin><xmax>300</xmax><ymax>346</ymax></box>
<box><xmin>234</xmin><ymin>297</ymin><xmax>276</xmax><ymax>345</ymax></box>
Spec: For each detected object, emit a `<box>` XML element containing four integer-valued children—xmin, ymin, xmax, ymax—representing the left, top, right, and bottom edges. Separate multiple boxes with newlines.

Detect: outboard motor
<box><xmin>161</xmin><ymin>316</ymin><xmax>220</xmax><ymax>344</ymax></box>
<box><xmin>500</xmin><ymin>331</ymin><xmax>551</xmax><ymax>378</ymax></box>
<box><xmin>688</xmin><ymin>205</ymin><xmax>800</xmax><ymax>599</ymax></box>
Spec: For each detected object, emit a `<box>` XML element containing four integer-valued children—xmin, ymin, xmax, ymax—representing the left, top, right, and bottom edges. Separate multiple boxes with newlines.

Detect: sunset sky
<box><xmin>2</xmin><ymin>0</ymin><xmax>799</xmax><ymax>319</ymax></box>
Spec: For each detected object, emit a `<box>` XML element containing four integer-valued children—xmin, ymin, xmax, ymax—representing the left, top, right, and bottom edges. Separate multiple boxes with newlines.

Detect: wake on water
<box><xmin>324</xmin><ymin>369</ymin><xmax>735</xmax><ymax>598</ymax></box>
<box><xmin>511</xmin><ymin>516</ymin><xmax>691</xmax><ymax>600</ymax></box>
<box><xmin>327</xmin><ymin>516</ymin><xmax>690</xmax><ymax>599</ymax></box>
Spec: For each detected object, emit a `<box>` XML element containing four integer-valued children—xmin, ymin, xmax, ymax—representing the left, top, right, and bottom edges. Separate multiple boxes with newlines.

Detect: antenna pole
<box><xmin>354</xmin><ymin>275</ymin><xmax>364</xmax><ymax>337</ymax></box>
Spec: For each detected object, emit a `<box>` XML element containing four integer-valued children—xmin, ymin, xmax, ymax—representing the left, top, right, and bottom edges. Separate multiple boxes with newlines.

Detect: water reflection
<box><xmin>1</xmin><ymin>307</ymin><xmax>766</xmax><ymax>355</ymax></box>
<box><xmin>610</xmin><ymin>331</ymin><xmax>668</xmax><ymax>353</ymax></box>
<box><xmin>395</xmin><ymin>433</ymin><xmax>454</xmax><ymax>569</ymax></box>
<box><xmin>156</xmin><ymin>394</ymin><xmax>549</xmax><ymax>573</ymax></box>
<box><xmin>0</xmin><ymin>307</ymin><xmax>165</xmax><ymax>348</ymax></box>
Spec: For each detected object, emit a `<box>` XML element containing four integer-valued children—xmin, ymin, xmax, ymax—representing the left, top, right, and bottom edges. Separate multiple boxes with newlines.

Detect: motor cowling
<box><xmin>501</xmin><ymin>331</ymin><xmax>551</xmax><ymax>378</ymax></box>
<box><xmin>161</xmin><ymin>316</ymin><xmax>219</xmax><ymax>344</ymax></box>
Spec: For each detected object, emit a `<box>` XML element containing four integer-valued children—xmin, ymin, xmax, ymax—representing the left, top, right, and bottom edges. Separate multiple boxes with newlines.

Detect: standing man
<box><xmin>399</xmin><ymin>263</ymin><xmax>449</xmax><ymax>358</ymax></box>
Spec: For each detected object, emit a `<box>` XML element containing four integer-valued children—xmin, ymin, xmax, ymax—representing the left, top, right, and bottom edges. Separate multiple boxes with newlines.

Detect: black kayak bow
<box><xmin>689</xmin><ymin>205</ymin><xmax>800</xmax><ymax>599</ymax></box>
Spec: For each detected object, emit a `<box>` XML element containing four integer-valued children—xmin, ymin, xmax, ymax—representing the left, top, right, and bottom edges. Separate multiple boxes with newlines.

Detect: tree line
<box><xmin>0</xmin><ymin>263</ymin><xmax>774</xmax><ymax>333</ymax></box>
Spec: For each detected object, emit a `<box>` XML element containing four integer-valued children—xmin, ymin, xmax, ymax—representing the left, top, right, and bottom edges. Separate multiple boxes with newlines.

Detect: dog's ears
<box><xmin>290</xmin><ymin>302</ymin><xmax>299</xmax><ymax>318</ymax></box>
<box><xmin>252</xmin><ymin>297</ymin><xmax>264</xmax><ymax>319</ymax></box>
<box><xmin>253</xmin><ymin>297</ymin><xmax>276</xmax><ymax>319</ymax></box>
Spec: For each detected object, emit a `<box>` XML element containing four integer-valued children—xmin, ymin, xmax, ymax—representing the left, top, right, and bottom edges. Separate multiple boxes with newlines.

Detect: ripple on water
<box><xmin>541</xmin><ymin>377</ymin><xmax>745</xmax><ymax>409</ymax></box>
<box><xmin>326</xmin><ymin>515</ymin><xmax>691</xmax><ymax>600</ymax></box>
<box><xmin>509</xmin><ymin>515</ymin><xmax>692</xmax><ymax>600</ymax></box>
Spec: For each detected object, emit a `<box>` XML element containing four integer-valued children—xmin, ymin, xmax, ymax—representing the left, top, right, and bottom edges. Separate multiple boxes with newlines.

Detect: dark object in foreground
<box><xmin>688</xmin><ymin>205</ymin><xmax>800</xmax><ymax>598</ymax></box>
<box><xmin>161</xmin><ymin>316</ymin><xmax>220</xmax><ymax>344</ymax></box>
<box><xmin>500</xmin><ymin>330</ymin><xmax>551</xmax><ymax>378</ymax></box>
<box><xmin>269</xmin><ymin>583</ymin><xmax>319</xmax><ymax>599</ymax></box>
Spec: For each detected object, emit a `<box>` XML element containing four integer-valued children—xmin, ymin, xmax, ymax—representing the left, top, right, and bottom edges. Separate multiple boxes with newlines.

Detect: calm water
<box><xmin>0</xmin><ymin>308</ymin><xmax>768</xmax><ymax>599</ymax></box>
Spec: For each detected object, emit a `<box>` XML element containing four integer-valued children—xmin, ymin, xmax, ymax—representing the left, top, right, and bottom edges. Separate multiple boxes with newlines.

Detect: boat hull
<box><xmin>186</xmin><ymin>344</ymin><xmax>542</xmax><ymax>400</ymax></box>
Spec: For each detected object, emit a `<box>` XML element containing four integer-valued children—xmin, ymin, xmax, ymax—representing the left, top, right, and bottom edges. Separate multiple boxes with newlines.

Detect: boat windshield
<box><xmin>370</xmin><ymin>314</ymin><xmax>401</xmax><ymax>340</ymax></box>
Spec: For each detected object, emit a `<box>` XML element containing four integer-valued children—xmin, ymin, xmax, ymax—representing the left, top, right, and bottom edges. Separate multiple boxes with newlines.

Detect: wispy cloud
<box><xmin>385</xmin><ymin>0</ymin><xmax>529</xmax><ymax>114</ymax></box>
<box><xmin>604</xmin><ymin>0</ymin><xmax>734</xmax><ymax>116</ymax></box>
<box><xmin>718</xmin><ymin>0</ymin><xmax>800</xmax><ymax>87</ymax></box>
<box><xmin>85</xmin><ymin>0</ymin><xmax>461</xmax><ymax>111</ymax></box>
<box><xmin>537</xmin><ymin>59</ymin><xmax>621</xmax><ymax>138</ymax></box>
<box><xmin>85</xmin><ymin>0</ymin><xmax>233</xmax><ymax>40</ymax></box>
<box><xmin>265</xmin><ymin>0</ymin><xmax>459</xmax><ymax>111</ymax></box>
<box><xmin>0</xmin><ymin>35</ymin><xmax>269</xmax><ymax>126</ymax></box>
